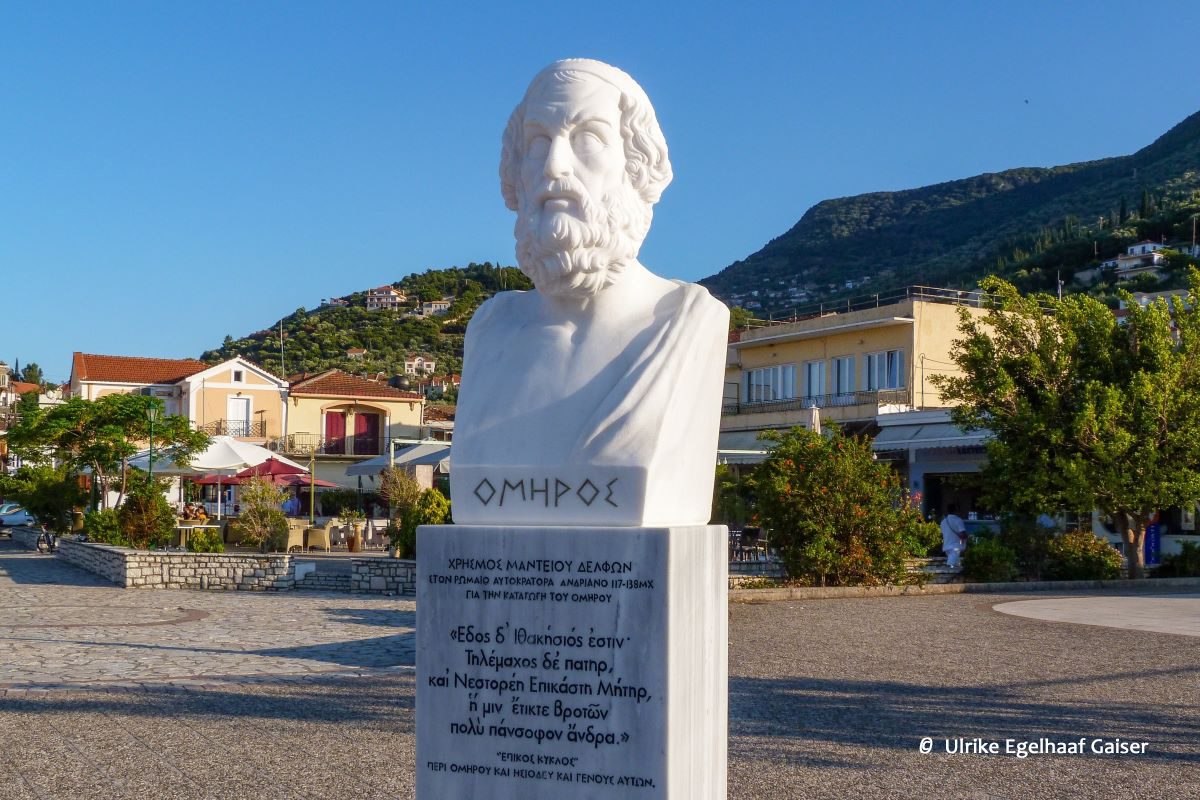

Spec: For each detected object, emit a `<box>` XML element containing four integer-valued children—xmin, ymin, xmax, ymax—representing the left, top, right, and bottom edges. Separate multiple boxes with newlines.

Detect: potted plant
<box><xmin>339</xmin><ymin>508</ymin><xmax>366</xmax><ymax>552</ymax></box>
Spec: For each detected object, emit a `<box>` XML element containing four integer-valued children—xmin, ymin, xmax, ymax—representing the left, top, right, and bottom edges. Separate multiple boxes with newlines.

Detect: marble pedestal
<box><xmin>416</xmin><ymin>524</ymin><xmax>728</xmax><ymax>799</ymax></box>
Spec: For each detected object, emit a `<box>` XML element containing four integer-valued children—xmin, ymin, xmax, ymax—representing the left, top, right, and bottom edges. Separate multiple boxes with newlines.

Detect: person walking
<box><xmin>940</xmin><ymin>504</ymin><xmax>968</xmax><ymax>568</ymax></box>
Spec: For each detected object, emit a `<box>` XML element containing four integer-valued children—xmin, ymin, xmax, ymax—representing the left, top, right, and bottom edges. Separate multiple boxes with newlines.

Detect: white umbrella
<box><xmin>128</xmin><ymin>436</ymin><xmax>307</xmax><ymax>518</ymax></box>
<box><xmin>346</xmin><ymin>442</ymin><xmax>451</xmax><ymax>477</ymax></box>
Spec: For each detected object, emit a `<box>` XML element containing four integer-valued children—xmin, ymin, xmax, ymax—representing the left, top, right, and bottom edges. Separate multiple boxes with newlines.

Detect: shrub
<box><xmin>187</xmin><ymin>526</ymin><xmax>225</xmax><ymax>553</ymax></box>
<box><xmin>235</xmin><ymin>478</ymin><xmax>289</xmax><ymax>550</ymax></box>
<box><xmin>83</xmin><ymin>509</ymin><xmax>128</xmax><ymax>546</ymax></box>
<box><xmin>320</xmin><ymin>488</ymin><xmax>360</xmax><ymax>518</ymax></box>
<box><xmin>0</xmin><ymin>465</ymin><xmax>84</xmax><ymax>533</ymax></box>
<box><xmin>997</xmin><ymin>516</ymin><xmax>1056</xmax><ymax>580</ymax></box>
<box><xmin>755</xmin><ymin>425</ymin><xmax>939</xmax><ymax>586</ymax></box>
<box><xmin>388</xmin><ymin>487</ymin><xmax>450</xmax><ymax>558</ymax></box>
<box><xmin>961</xmin><ymin>537</ymin><xmax>1018</xmax><ymax>583</ymax></box>
<box><xmin>118</xmin><ymin>475</ymin><xmax>175</xmax><ymax>549</ymax></box>
<box><xmin>1045</xmin><ymin>530</ymin><xmax>1123</xmax><ymax>580</ymax></box>
<box><xmin>1156</xmin><ymin>541</ymin><xmax>1200</xmax><ymax>577</ymax></box>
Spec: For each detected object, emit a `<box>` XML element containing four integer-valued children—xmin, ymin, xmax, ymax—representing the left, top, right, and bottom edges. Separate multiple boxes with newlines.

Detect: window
<box><xmin>866</xmin><ymin>350</ymin><xmax>905</xmax><ymax>390</ymax></box>
<box><xmin>803</xmin><ymin>360</ymin><xmax>824</xmax><ymax>399</ymax></box>
<box><xmin>832</xmin><ymin>356</ymin><xmax>855</xmax><ymax>396</ymax></box>
<box><xmin>744</xmin><ymin>364</ymin><xmax>797</xmax><ymax>403</ymax></box>
<box><xmin>232</xmin><ymin>370</ymin><xmax>244</xmax><ymax>383</ymax></box>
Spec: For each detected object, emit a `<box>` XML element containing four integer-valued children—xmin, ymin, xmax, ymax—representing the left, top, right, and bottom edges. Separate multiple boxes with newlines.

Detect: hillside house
<box><xmin>1103</xmin><ymin>241</ymin><xmax>1170</xmax><ymax>281</ymax></box>
<box><xmin>404</xmin><ymin>355</ymin><xmax>436</xmax><ymax>375</ymax></box>
<box><xmin>365</xmin><ymin>286</ymin><xmax>408</xmax><ymax>311</ymax></box>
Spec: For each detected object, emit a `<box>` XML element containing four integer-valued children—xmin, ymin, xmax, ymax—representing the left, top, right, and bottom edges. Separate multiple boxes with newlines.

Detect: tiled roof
<box><xmin>10</xmin><ymin>381</ymin><xmax>41</xmax><ymax>394</ymax></box>
<box><xmin>288</xmin><ymin>369</ymin><xmax>422</xmax><ymax>400</ymax></box>
<box><xmin>72</xmin><ymin>352</ymin><xmax>210</xmax><ymax>384</ymax></box>
<box><xmin>425</xmin><ymin>404</ymin><xmax>456</xmax><ymax>422</ymax></box>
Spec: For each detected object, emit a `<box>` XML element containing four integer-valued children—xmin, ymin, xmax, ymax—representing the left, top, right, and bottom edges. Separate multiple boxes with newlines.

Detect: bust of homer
<box><xmin>450</xmin><ymin>59</ymin><xmax>728</xmax><ymax>527</ymax></box>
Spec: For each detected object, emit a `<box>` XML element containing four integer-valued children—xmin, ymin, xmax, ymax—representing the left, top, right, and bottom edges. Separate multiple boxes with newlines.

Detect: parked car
<box><xmin>0</xmin><ymin>502</ymin><xmax>21</xmax><ymax>515</ymax></box>
<box><xmin>0</xmin><ymin>508</ymin><xmax>36</xmax><ymax>528</ymax></box>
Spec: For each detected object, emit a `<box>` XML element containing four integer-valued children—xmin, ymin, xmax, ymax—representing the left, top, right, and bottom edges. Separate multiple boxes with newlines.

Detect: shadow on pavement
<box><xmin>0</xmin><ymin>540</ymin><xmax>114</xmax><ymax>588</ymax></box>
<box><xmin>729</xmin><ymin>672</ymin><xmax>1200</xmax><ymax>766</ymax></box>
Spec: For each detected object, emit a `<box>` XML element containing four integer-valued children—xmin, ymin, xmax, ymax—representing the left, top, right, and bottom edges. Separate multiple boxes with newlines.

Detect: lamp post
<box><xmin>147</xmin><ymin>404</ymin><xmax>161</xmax><ymax>484</ymax></box>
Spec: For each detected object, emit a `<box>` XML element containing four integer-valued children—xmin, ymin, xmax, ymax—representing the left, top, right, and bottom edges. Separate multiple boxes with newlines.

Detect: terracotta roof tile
<box><xmin>288</xmin><ymin>369</ymin><xmax>423</xmax><ymax>400</ymax></box>
<box><xmin>10</xmin><ymin>381</ymin><xmax>41</xmax><ymax>394</ymax></box>
<box><xmin>72</xmin><ymin>352</ymin><xmax>210</xmax><ymax>384</ymax></box>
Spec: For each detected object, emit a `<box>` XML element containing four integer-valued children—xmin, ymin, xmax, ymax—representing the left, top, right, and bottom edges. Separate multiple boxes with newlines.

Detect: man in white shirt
<box><xmin>940</xmin><ymin>504</ymin><xmax>968</xmax><ymax>568</ymax></box>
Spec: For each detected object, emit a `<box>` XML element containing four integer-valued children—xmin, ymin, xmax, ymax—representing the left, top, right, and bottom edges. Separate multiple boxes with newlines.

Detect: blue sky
<box><xmin>4</xmin><ymin>1</ymin><xmax>1200</xmax><ymax>381</ymax></box>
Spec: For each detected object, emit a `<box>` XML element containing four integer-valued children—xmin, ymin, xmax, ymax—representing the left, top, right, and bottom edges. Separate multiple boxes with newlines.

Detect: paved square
<box><xmin>1</xmin><ymin>541</ymin><xmax>1197</xmax><ymax>798</ymax></box>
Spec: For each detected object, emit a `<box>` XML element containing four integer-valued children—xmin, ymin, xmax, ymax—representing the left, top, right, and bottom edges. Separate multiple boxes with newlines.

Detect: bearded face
<box><xmin>510</xmin><ymin>73</ymin><xmax>653</xmax><ymax>299</ymax></box>
<box><xmin>514</xmin><ymin>175</ymin><xmax>649</xmax><ymax>298</ymax></box>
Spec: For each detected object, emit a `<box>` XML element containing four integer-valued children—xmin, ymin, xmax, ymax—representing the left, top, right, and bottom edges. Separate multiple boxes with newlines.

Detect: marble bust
<box><xmin>450</xmin><ymin>59</ymin><xmax>728</xmax><ymax>526</ymax></box>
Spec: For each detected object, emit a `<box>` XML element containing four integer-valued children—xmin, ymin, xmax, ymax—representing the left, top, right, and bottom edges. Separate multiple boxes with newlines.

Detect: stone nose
<box><xmin>543</xmin><ymin>135</ymin><xmax>573</xmax><ymax>179</ymax></box>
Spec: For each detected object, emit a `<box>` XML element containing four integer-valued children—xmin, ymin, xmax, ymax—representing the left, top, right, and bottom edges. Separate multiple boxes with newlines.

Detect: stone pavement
<box><xmin>994</xmin><ymin>593</ymin><xmax>1200</xmax><ymax>637</ymax></box>
<box><xmin>0</xmin><ymin>541</ymin><xmax>414</xmax><ymax>689</ymax></box>
<box><xmin>1</xmin><ymin>540</ymin><xmax>1198</xmax><ymax>798</ymax></box>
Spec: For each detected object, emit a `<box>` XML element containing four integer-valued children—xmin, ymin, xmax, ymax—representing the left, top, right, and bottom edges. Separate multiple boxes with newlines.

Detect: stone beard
<box><xmin>450</xmin><ymin>59</ymin><xmax>729</xmax><ymax>527</ymax></box>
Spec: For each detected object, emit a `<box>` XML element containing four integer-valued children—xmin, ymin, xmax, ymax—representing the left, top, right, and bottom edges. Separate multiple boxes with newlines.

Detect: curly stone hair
<box><xmin>499</xmin><ymin>59</ymin><xmax>673</xmax><ymax>212</ymax></box>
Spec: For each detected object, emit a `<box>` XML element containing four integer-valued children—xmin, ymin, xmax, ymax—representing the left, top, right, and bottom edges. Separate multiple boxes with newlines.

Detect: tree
<box><xmin>18</xmin><ymin>362</ymin><xmax>44</xmax><ymax>386</ymax></box>
<box><xmin>933</xmin><ymin>274</ymin><xmax>1200</xmax><ymax>578</ymax></box>
<box><xmin>728</xmin><ymin>306</ymin><xmax>753</xmax><ymax>331</ymax></box>
<box><xmin>0</xmin><ymin>465</ymin><xmax>84</xmax><ymax>533</ymax></box>
<box><xmin>5</xmin><ymin>394</ymin><xmax>209</xmax><ymax>509</ymax></box>
<box><xmin>754</xmin><ymin>426</ymin><xmax>937</xmax><ymax>586</ymax></box>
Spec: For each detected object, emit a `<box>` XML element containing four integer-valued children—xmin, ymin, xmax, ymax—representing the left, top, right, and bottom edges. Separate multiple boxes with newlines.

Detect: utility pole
<box><xmin>1057</xmin><ymin>270</ymin><xmax>1063</xmax><ymax>302</ymax></box>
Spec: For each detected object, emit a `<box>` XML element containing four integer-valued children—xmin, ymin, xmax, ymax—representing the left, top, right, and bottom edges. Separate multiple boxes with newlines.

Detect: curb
<box><xmin>729</xmin><ymin>576</ymin><xmax>1200</xmax><ymax>603</ymax></box>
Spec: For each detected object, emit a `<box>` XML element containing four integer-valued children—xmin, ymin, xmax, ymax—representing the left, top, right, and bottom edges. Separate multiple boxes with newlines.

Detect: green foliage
<box><xmin>961</xmin><ymin>536</ymin><xmax>1018</xmax><ymax>583</ymax></box>
<box><xmin>997</xmin><ymin>517</ymin><xmax>1056</xmax><ymax>580</ymax></box>
<box><xmin>727</xmin><ymin>306</ymin><xmax>754</xmax><ymax>331</ymax></box>
<box><xmin>1045</xmin><ymin>530</ymin><xmax>1123</xmax><ymax>581</ymax></box>
<box><xmin>1155</xmin><ymin>541</ymin><xmax>1200</xmax><ymax>577</ymax></box>
<box><xmin>83</xmin><ymin>509</ymin><xmax>127</xmax><ymax>546</ymax></box>
<box><xmin>379</xmin><ymin>467</ymin><xmax>422</xmax><ymax>516</ymax></box>
<box><xmin>117</xmin><ymin>475</ymin><xmax>175</xmax><ymax>549</ymax></box>
<box><xmin>935</xmin><ymin>273</ymin><xmax>1200</xmax><ymax>578</ymax></box>
<box><xmin>388</xmin><ymin>487</ymin><xmax>450</xmax><ymax>558</ymax></box>
<box><xmin>199</xmin><ymin>263</ymin><xmax>531</xmax><ymax>378</ymax></box>
<box><xmin>701</xmin><ymin>111</ymin><xmax>1200</xmax><ymax>311</ymax></box>
<box><xmin>754</xmin><ymin>425</ymin><xmax>939</xmax><ymax>586</ymax></box>
<box><xmin>187</xmin><ymin>526</ymin><xmax>225</xmax><ymax>553</ymax></box>
<box><xmin>318</xmin><ymin>488</ymin><xmax>359</xmax><ymax>518</ymax></box>
<box><xmin>234</xmin><ymin>478</ymin><xmax>289</xmax><ymax>550</ymax></box>
<box><xmin>711</xmin><ymin>465</ymin><xmax>755</xmax><ymax>526</ymax></box>
<box><xmin>4</xmin><ymin>393</ymin><xmax>209</xmax><ymax>510</ymax></box>
<box><xmin>18</xmin><ymin>362</ymin><xmax>44</xmax><ymax>385</ymax></box>
<box><xmin>0</xmin><ymin>465</ymin><xmax>84</xmax><ymax>533</ymax></box>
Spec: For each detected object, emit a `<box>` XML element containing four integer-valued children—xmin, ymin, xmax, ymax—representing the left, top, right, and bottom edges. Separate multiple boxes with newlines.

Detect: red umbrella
<box><xmin>193</xmin><ymin>474</ymin><xmax>246</xmax><ymax>486</ymax></box>
<box><xmin>276</xmin><ymin>474</ymin><xmax>339</xmax><ymax>488</ymax></box>
<box><xmin>236</xmin><ymin>458</ymin><xmax>307</xmax><ymax>479</ymax></box>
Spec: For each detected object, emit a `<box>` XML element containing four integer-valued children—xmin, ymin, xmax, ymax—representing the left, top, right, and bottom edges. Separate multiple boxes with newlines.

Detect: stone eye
<box><xmin>572</xmin><ymin>130</ymin><xmax>604</xmax><ymax>155</ymax></box>
<box><xmin>527</xmin><ymin>134</ymin><xmax>550</xmax><ymax>160</ymax></box>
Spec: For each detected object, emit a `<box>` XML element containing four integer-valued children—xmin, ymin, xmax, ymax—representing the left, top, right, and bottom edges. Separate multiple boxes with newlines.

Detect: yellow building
<box><xmin>273</xmin><ymin>369</ymin><xmax>426</xmax><ymax>487</ymax></box>
<box><xmin>69</xmin><ymin>352</ymin><xmax>288</xmax><ymax>442</ymax></box>
<box><xmin>721</xmin><ymin>288</ymin><xmax>991</xmax><ymax>519</ymax></box>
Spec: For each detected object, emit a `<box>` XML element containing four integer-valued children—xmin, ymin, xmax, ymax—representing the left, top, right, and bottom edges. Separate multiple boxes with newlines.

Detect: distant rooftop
<box><xmin>735</xmin><ymin>286</ymin><xmax>999</xmax><ymax>331</ymax></box>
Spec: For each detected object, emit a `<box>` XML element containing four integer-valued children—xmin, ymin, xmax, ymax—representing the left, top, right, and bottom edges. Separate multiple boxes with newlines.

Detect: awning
<box><xmin>717</xmin><ymin>430</ymin><xmax>772</xmax><ymax>465</ymax></box>
<box><xmin>345</xmin><ymin>442</ymin><xmax>451</xmax><ymax>476</ymax></box>
<box><xmin>872</xmin><ymin>422</ymin><xmax>988</xmax><ymax>451</ymax></box>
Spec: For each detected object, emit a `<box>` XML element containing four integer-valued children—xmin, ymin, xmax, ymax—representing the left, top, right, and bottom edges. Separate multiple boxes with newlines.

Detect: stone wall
<box><xmin>56</xmin><ymin>538</ymin><xmax>294</xmax><ymax>591</ymax></box>
<box><xmin>296</xmin><ymin>572</ymin><xmax>352</xmax><ymax>592</ymax></box>
<box><xmin>9</xmin><ymin>526</ymin><xmax>43</xmax><ymax>551</ymax></box>
<box><xmin>351</xmin><ymin>558</ymin><xmax>416</xmax><ymax>595</ymax></box>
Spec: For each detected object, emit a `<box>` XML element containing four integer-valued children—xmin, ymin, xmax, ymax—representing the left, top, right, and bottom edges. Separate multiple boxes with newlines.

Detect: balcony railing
<box><xmin>268</xmin><ymin>433</ymin><xmax>395</xmax><ymax>457</ymax></box>
<box><xmin>722</xmin><ymin>389</ymin><xmax>909</xmax><ymax>417</ymax></box>
<box><xmin>199</xmin><ymin>419</ymin><xmax>267</xmax><ymax>438</ymax></box>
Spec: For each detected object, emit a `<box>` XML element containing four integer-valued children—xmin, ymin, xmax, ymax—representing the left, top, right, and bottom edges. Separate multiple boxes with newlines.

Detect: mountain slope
<box><xmin>701</xmin><ymin>111</ymin><xmax>1200</xmax><ymax>310</ymax></box>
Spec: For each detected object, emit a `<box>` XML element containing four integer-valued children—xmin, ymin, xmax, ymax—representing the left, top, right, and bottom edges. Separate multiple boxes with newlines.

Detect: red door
<box><xmin>324</xmin><ymin>412</ymin><xmax>346</xmax><ymax>454</ymax></box>
<box><xmin>354</xmin><ymin>413</ymin><xmax>380</xmax><ymax>455</ymax></box>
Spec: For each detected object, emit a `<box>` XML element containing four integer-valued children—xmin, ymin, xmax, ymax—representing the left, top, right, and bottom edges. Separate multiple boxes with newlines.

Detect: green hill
<box><xmin>199</xmin><ymin>263</ymin><xmax>531</xmax><ymax>379</ymax></box>
<box><xmin>701</xmin><ymin>110</ymin><xmax>1200</xmax><ymax>312</ymax></box>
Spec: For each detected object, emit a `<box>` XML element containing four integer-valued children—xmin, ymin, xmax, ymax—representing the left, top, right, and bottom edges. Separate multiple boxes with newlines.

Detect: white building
<box><xmin>365</xmin><ymin>286</ymin><xmax>408</xmax><ymax>311</ymax></box>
